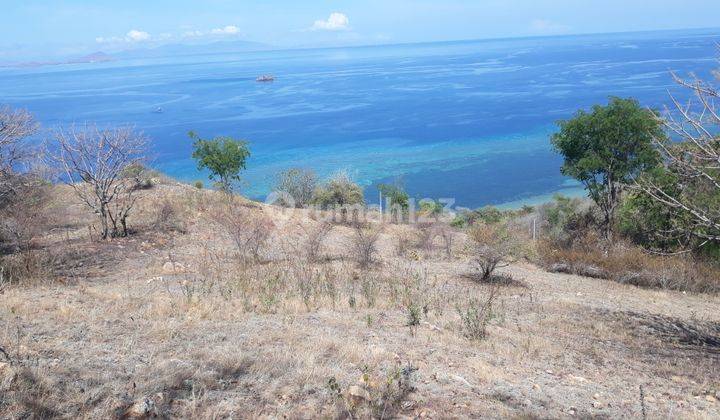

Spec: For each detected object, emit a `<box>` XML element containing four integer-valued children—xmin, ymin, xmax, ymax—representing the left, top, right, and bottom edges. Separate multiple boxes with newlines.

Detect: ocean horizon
<box><xmin>2</xmin><ymin>28</ymin><xmax>719</xmax><ymax>208</ymax></box>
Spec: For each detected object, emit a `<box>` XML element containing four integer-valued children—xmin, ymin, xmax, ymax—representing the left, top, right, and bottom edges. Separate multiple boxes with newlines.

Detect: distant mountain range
<box><xmin>0</xmin><ymin>40</ymin><xmax>274</xmax><ymax>69</ymax></box>
<box><xmin>1</xmin><ymin>51</ymin><xmax>114</xmax><ymax>69</ymax></box>
<box><xmin>115</xmin><ymin>40</ymin><xmax>274</xmax><ymax>59</ymax></box>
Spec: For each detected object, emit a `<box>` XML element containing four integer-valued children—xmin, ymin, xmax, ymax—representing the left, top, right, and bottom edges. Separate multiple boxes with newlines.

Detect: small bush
<box><xmin>473</xmin><ymin>206</ymin><xmax>504</xmax><ymax>224</ymax></box>
<box><xmin>305</xmin><ymin>221</ymin><xmax>333</xmax><ymax>262</ymax></box>
<box><xmin>0</xmin><ymin>174</ymin><xmax>51</xmax><ymax>254</ymax></box>
<box><xmin>121</xmin><ymin>162</ymin><xmax>155</xmax><ymax>190</ymax></box>
<box><xmin>468</xmin><ymin>223</ymin><xmax>518</xmax><ymax>282</ymax></box>
<box><xmin>537</xmin><ymin>195</ymin><xmax>599</xmax><ymax>248</ymax></box>
<box><xmin>451</xmin><ymin>206</ymin><xmax>512</xmax><ymax>227</ymax></box>
<box><xmin>212</xmin><ymin>203</ymin><xmax>275</xmax><ymax>263</ymax></box>
<box><xmin>405</xmin><ymin>303</ymin><xmax>422</xmax><ymax>327</ymax></box>
<box><xmin>413</xmin><ymin>222</ymin><xmax>436</xmax><ymax>251</ymax></box>
<box><xmin>193</xmin><ymin>180</ymin><xmax>204</xmax><ymax>189</ymax></box>
<box><xmin>418</xmin><ymin>199</ymin><xmax>444</xmax><ymax>221</ymax></box>
<box><xmin>349</xmin><ymin>223</ymin><xmax>382</xmax><ymax>268</ymax></box>
<box><xmin>457</xmin><ymin>286</ymin><xmax>500</xmax><ymax>340</ymax></box>
<box><xmin>152</xmin><ymin>198</ymin><xmax>186</xmax><ymax>233</ymax></box>
<box><xmin>329</xmin><ymin>364</ymin><xmax>416</xmax><ymax>419</ymax></box>
<box><xmin>438</xmin><ymin>224</ymin><xmax>454</xmax><ymax>257</ymax></box>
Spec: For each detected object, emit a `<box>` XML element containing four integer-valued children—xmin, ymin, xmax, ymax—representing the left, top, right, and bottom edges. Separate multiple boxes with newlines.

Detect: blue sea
<box><xmin>2</xmin><ymin>29</ymin><xmax>719</xmax><ymax>208</ymax></box>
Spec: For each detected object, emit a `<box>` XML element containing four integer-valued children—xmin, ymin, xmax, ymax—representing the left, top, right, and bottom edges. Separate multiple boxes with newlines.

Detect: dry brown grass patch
<box><xmin>539</xmin><ymin>240</ymin><xmax>720</xmax><ymax>293</ymax></box>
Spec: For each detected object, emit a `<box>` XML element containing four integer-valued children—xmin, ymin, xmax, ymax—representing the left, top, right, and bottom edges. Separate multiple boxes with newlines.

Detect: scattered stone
<box><xmin>532</xmin><ymin>384</ymin><xmax>541</xmax><ymax>391</ymax></box>
<box><xmin>592</xmin><ymin>401</ymin><xmax>603</xmax><ymax>409</ymax></box>
<box><xmin>566</xmin><ymin>375</ymin><xmax>588</xmax><ymax>384</ymax></box>
<box><xmin>450</xmin><ymin>374</ymin><xmax>472</xmax><ymax>388</ymax></box>
<box><xmin>162</xmin><ymin>261</ymin><xmax>185</xmax><ymax>274</ymax></box>
<box><xmin>347</xmin><ymin>385</ymin><xmax>371</xmax><ymax>405</ymax></box>
<box><xmin>401</xmin><ymin>400</ymin><xmax>417</xmax><ymax>410</ymax></box>
<box><xmin>422</xmin><ymin>321</ymin><xmax>442</xmax><ymax>332</ymax></box>
<box><xmin>706</xmin><ymin>395</ymin><xmax>717</xmax><ymax>403</ymax></box>
<box><xmin>593</xmin><ymin>393</ymin><xmax>600</xmax><ymax>400</ymax></box>
<box><xmin>123</xmin><ymin>397</ymin><xmax>157</xmax><ymax>419</ymax></box>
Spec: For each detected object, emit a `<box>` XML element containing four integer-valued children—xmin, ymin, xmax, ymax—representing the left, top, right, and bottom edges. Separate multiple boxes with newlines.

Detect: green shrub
<box><xmin>452</xmin><ymin>206</ymin><xmax>507</xmax><ymax>227</ymax></box>
<box><xmin>419</xmin><ymin>199</ymin><xmax>444</xmax><ymax>220</ymax></box>
<box><xmin>449</xmin><ymin>214</ymin><xmax>466</xmax><ymax>228</ymax></box>
<box><xmin>312</xmin><ymin>171</ymin><xmax>364</xmax><ymax>209</ymax></box>
<box><xmin>622</xmin><ymin>163</ymin><xmax>720</xmax><ymax>256</ymax></box>
<box><xmin>379</xmin><ymin>183</ymin><xmax>409</xmax><ymax>221</ymax></box>
<box><xmin>537</xmin><ymin>195</ymin><xmax>598</xmax><ymax>248</ymax></box>
<box><xmin>193</xmin><ymin>180</ymin><xmax>204</xmax><ymax>189</ymax></box>
<box><xmin>121</xmin><ymin>162</ymin><xmax>154</xmax><ymax>190</ymax></box>
<box><xmin>474</xmin><ymin>206</ymin><xmax>504</xmax><ymax>224</ymax></box>
<box><xmin>456</xmin><ymin>286</ymin><xmax>499</xmax><ymax>340</ymax></box>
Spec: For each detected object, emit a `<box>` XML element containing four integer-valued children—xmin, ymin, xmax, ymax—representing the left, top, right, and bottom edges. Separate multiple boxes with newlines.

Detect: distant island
<box><xmin>2</xmin><ymin>51</ymin><xmax>114</xmax><ymax>69</ymax></box>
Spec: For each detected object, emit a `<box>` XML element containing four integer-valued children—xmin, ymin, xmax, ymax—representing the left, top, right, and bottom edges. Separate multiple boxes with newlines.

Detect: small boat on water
<box><xmin>256</xmin><ymin>75</ymin><xmax>275</xmax><ymax>82</ymax></box>
<box><xmin>152</xmin><ymin>107</ymin><xmax>164</xmax><ymax>114</ymax></box>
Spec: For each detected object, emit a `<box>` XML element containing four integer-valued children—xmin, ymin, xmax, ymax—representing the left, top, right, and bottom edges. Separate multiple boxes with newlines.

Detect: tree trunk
<box><xmin>99</xmin><ymin>204</ymin><xmax>110</xmax><ymax>240</ymax></box>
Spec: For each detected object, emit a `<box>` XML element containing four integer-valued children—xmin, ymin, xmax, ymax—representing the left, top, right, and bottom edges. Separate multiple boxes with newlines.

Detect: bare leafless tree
<box><xmin>638</xmin><ymin>70</ymin><xmax>720</xmax><ymax>243</ymax></box>
<box><xmin>0</xmin><ymin>106</ymin><xmax>39</xmax><ymax>204</ymax></box>
<box><xmin>0</xmin><ymin>106</ymin><xmax>38</xmax><ymax>171</ymax></box>
<box><xmin>48</xmin><ymin>125</ymin><xmax>147</xmax><ymax>239</ymax></box>
<box><xmin>273</xmin><ymin>168</ymin><xmax>318</xmax><ymax>208</ymax></box>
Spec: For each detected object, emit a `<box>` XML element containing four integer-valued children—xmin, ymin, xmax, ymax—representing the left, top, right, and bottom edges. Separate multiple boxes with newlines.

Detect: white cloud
<box><xmin>211</xmin><ymin>25</ymin><xmax>240</xmax><ymax>35</ymax></box>
<box><xmin>529</xmin><ymin>19</ymin><xmax>570</xmax><ymax>34</ymax></box>
<box><xmin>311</xmin><ymin>12</ymin><xmax>350</xmax><ymax>31</ymax></box>
<box><xmin>125</xmin><ymin>29</ymin><xmax>151</xmax><ymax>42</ymax></box>
<box><xmin>183</xmin><ymin>30</ymin><xmax>204</xmax><ymax>38</ymax></box>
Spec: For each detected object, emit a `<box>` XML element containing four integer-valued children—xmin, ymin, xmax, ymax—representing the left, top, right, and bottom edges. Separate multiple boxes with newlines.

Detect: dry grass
<box><xmin>538</xmin><ymin>238</ymin><xmax>720</xmax><ymax>293</ymax></box>
<box><xmin>1</xmin><ymin>183</ymin><xmax>720</xmax><ymax>418</ymax></box>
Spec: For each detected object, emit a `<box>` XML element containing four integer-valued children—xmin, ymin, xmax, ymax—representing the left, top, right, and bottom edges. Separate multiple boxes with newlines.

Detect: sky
<box><xmin>2</xmin><ymin>0</ymin><xmax>720</xmax><ymax>60</ymax></box>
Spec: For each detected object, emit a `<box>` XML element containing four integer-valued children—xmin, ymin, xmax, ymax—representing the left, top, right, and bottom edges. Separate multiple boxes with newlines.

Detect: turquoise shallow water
<box><xmin>1</xmin><ymin>29</ymin><xmax>719</xmax><ymax>207</ymax></box>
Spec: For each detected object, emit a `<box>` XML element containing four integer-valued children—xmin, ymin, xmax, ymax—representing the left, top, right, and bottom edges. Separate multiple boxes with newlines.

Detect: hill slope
<box><xmin>1</xmin><ymin>183</ymin><xmax>719</xmax><ymax>418</ymax></box>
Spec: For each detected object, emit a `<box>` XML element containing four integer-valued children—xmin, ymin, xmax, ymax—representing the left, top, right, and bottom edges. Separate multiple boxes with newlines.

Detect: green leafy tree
<box><xmin>189</xmin><ymin>131</ymin><xmax>250</xmax><ymax>194</ymax></box>
<box><xmin>312</xmin><ymin>171</ymin><xmax>364</xmax><ymax>208</ymax></box>
<box><xmin>378</xmin><ymin>183</ymin><xmax>409</xmax><ymax>222</ymax></box>
<box><xmin>551</xmin><ymin>97</ymin><xmax>664</xmax><ymax>240</ymax></box>
<box><xmin>312</xmin><ymin>171</ymin><xmax>364</xmax><ymax>222</ymax></box>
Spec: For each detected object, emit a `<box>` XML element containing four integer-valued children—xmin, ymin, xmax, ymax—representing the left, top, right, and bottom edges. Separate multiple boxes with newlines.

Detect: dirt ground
<box><xmin>1</xmin><ymin>183</ymin><xmax>719</xmax><ymax>419</ymax></box>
